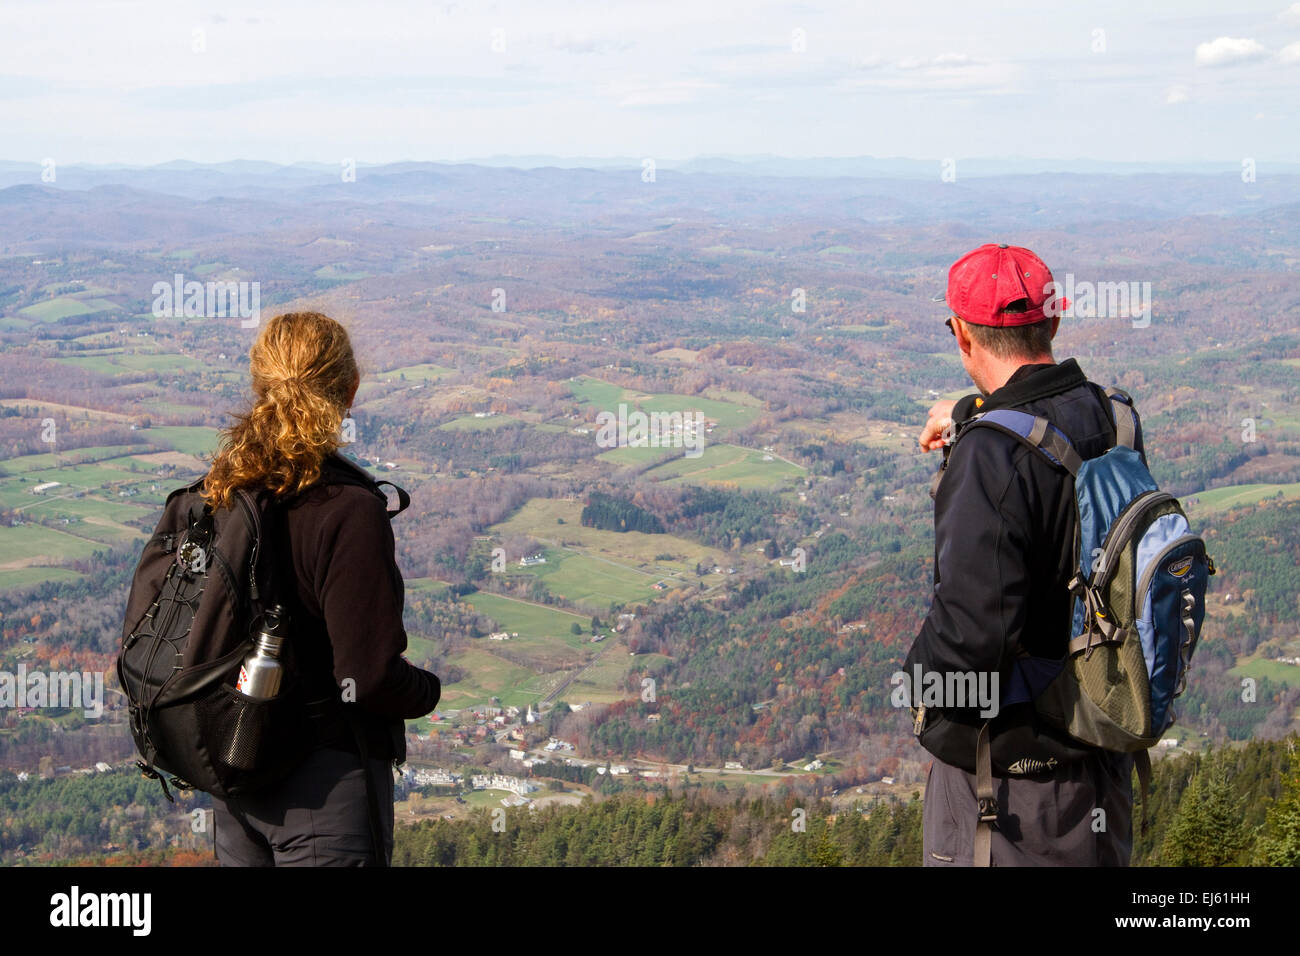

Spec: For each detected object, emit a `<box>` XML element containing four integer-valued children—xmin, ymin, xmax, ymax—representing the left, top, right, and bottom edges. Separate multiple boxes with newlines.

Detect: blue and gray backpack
<box><xmin>943</xmin><ymin>386</ymin><xmax>1215</xmax><ymax>859</ymax></box>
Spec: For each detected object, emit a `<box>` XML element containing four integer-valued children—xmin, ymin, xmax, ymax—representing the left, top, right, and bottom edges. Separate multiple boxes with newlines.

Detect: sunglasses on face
<box><xmin>946</xmin><ymin>316</ymin><xmax>958</xmax><ymax>336</ymax></box>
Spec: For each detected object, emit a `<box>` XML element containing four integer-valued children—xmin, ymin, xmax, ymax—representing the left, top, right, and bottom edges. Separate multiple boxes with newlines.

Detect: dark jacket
<box><xmin>276</xmin><ymin>453</ymin><xmax>440</xmax><ymax>762</ymax></box>
<box><xmin>905</xmin><ymin>358</ymin><xmax>1145</xmax><ymax>759</ymax></box>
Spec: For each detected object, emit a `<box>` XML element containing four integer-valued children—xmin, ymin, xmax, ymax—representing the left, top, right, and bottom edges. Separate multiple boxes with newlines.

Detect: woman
<box><xmin>201</xmin><ymin>311</ymin><xmax>440</xmax><ymax>866</ymax></box>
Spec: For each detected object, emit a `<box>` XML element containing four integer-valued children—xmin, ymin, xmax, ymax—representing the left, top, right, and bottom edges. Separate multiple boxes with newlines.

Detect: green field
<box><xmin>512</xmin><ymin>550</ymin><xmax>668</xmax><ymax>607</ymax></box>
<box><xmin>1188</xmin><ymin>482</ymin><xmax>1300</xmax><ymax>514</ymax></box>
<box><xmin>829</xmin><ymin>322</ymin><xmax>893</xmax><ymax>333</ymax></box>
<box><xmin>463</xmin><ymin>591</ymin><xmax>591</xmax><ymax>646</ymax></box>
<box><xmin>142</xmin><ymin>426</ymin><xmax>219</xmax><ymax>457</ymax></box>
<box><xmin>15</xmin><ymin>462</ymin><xmax>143</xmax><ymax>489</ymax></box>
<box><xmin>490</xmin><ymin>498</ymin><xmax>727</xmax><ymax>607</ymax></box>
<box><xmin>0</xmin><ymin>567</ymin><xmax>86</xmax><ymax>590</ymax></box>
<box><xmin>20</xmin><ymin>494</ymin><xmax>151</xmax><ymax>524</ymax></box>
<box><xmin>378</xmin><ymin>363</ymin><xmax>455</xmax><ymax>382</ymax></box>
<box><xmin>438</xmin><ymin>645</ymin><xmax>566</xmax><ymax>709</ymax></box>
<box><xmin>314</xmin><ymin>265</ymin><xmax>372</xmax><ymax>280</ymax></box>
<box><xmin>463</xmin><ymin>789</ymin><xmax>517</xmax><ymax>808</ymax></box>
<box><xmin>568</xmin><ymin>376</ymin><xmax>759</xmax><ymax>431</ymax></box>
<box><xmin>405</xmin><ymin>577</ymin><xmax>451</xmax><ymax>598</ymax></box>
<box><xmin>1229</xmin><ymin>657</ymin><xmax>1300</xmax><ymax>687</ymax></box>
<box><xmin>438</xmin><ymin>414</ymin><xmax>520</xmax><ymax>431</ymax></box>
<box><xmin>19</xmin><ymin>298</ymin><xmax>94</xmax><ymax>322</ymax></box>
<box><xmin>56</xmin><ymin>351</ymin><xmax>208</xmax><ymax>377</ymax></box>
<box><xmin>0</xmin><ymin>444</ymin><xmax>150</xmax><ymax>474</ymax></box>
<box><xmin>11</xmin><ymin>497</ymin><xmax>146</xmax><ymax>543</ymax></box>
<box><xmin>565</xmin><ymin>651</ymin><xmax>670</xmax><ymax>704</ymax></box>
<box><xmin>700</xmin><ymin>387</ymin><xmax>764</xmax><ymax>407</ymax></box>
<box><xmin>0</xmin><ymin>522</ymin><xmax>105</xmax><ymax>564</ymax></box>
<box><xmin>595</xmin><ymin>443</ymin><xmax>684</xmax><ymax>466</ymax></box>
<box><xmin>643</xmin><ymin>442</ymin><xmax>805</xmax><ymax>490</ymax></box>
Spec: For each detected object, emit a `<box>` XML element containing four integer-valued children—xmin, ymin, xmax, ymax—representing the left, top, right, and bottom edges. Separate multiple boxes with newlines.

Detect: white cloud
<box><xmin>1279</xmin><ymin>41</ymin><xmax>1300</xmax><ymax>63</ymax></box>
<box><xmin>1194</xmin><ymin>37</ymin><xmax>1267</xmax><ymax>67</ymax></box>
<box><xmin>1166</xmin><ymin>85</ymin><xmax>1189</xmax><ymax>104</ymax></box>
<box><xmin>549</xmin><ymin>32</ymin><xmax>633</xmax><ymax>55</ymax></box>
<box><xmin>1280</xmin><ymin>4</ymin><xmax>1300</xmax><ymax>26</ymax></box>
<box><xmin>609</xmin><ymin>79</ymin><xmax>721</xmax><ymax>108</ymax></box>
<box><xmin>897</xmin><ymin>53</ymin><xmax>973</xmax><ymax>70</ymax></box>
<box><xmin>839</xmin><ymin>52</ymin><xmax>1017</xmax><ymax>93</ymax></box>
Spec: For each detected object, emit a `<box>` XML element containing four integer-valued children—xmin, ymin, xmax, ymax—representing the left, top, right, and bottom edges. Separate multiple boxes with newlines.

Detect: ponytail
<box><xmin>202</xmin><ymin>312</ymin><xmax>359</xmax><ymax>509</ymax></box>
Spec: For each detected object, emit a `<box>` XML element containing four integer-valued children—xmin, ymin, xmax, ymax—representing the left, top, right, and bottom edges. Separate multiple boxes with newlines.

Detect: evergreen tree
<box><xmin>1253</xmin><ymin>743</ymin><xmax>1300</xmax><ymax>866</ymax></box>
<box><xmin>1161</xmin><ymin>754</ymin><xmax>1249</xmax><ymax>866</ymax></box>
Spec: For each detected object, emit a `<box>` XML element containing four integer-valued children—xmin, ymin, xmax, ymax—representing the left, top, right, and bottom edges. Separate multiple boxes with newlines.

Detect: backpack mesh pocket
<box><xmin>193</xmin><ymin>680</ymin><xmax>311</xmax><ymax>791</ymax></box>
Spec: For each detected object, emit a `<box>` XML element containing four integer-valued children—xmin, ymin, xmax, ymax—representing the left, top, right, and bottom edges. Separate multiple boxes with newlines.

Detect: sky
<box><xmin>0</xmin><ymin>0</ymin><xmax>1297</xmax><ymax>166</ymax></box>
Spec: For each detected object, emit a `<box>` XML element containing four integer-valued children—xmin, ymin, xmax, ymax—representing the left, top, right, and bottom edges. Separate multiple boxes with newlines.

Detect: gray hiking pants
<box><xmin>212</xmin><ymin>746</ymin><xmax>395</xmax><ymax>866</ymax></box>
<box><xmin>922</xmin><ymin>751</ymin><xmax>1133</xmax><ymax>866</ymax></box>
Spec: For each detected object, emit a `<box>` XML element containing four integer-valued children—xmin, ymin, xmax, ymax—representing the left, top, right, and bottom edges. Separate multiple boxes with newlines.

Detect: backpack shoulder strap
<box><xmin>1103</xmin><ymin>386</ymin><xmax>1138</xmax><ymax>450</ymax></box>
<box><xmin>319</xmin><ymin>454</ymin><xmax>411</xmax><ymax>519</ymax></box>
<box><xmin>956</xmin><ymin>408</ymin><xmax>1084</xmax><ymax>477</ymax></box>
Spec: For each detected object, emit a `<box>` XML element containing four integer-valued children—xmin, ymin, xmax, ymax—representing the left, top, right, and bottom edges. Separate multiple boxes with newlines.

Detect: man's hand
<box><xmin>919</xmin><ymin>400</ymin><xmax>957</xmax><ymax>452</ymax></box>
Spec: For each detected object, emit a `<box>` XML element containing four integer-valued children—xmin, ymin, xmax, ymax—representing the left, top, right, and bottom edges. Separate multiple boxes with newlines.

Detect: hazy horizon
<box><xmin>2</xmin><ymin>0</ymin><xmax>1297</xmax><ymax>166</ymax></box>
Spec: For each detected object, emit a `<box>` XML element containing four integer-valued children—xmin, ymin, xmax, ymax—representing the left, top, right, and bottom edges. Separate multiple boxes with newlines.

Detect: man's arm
<box><xmin>314</xmin><ymin>489</ymin><xmax>441</xmax><ymax>720</ymax></box>
<box><xmin>905</xmin><ymin>433</ymin><xmax>1035</xmax><ymax>714</ymax></box>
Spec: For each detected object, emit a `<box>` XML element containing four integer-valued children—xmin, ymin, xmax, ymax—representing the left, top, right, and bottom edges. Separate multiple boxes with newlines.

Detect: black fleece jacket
<box><xmin>277</xmin><ymin>453</ymin><xmax>440</xmax><ymax>762</ymax></box>
<box><xmin>905</xmin><ymin>358</ymin><xmax>1146</xmax><ymax>712</ymax></box>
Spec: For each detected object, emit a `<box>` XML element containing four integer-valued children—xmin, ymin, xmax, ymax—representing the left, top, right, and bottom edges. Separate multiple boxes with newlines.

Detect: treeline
<box><xmin>386</xmin><ymin>734</ymin><xmax>1300</xmax><ymax>866</ymax></box>
<box><xmin>1135</xmin><ymin>735</ymin><xmax>1300</xmax><ymax>866</ymax></box>
<box><xmin>666</xmin><ymin>485</ymin><xmax>815</xmax><ymax>550</ymax></box>
<box><xmin>402</xmin><ymin>418</ymin><xmax>594</xmax><ymax>476</ymax></box>
<box><xmin>580</xmin><ymin>492</ymin><xmax>664</xmax><ymax>534</ymax></box>
<box><xmin>392</xmin><ymin>790</ymin><xmax>925</xmax><ymax>867</ymax></box>
<box><xmin>14</xmin><ymin>734</ymin><xmax>1299</xmax><ymax>866</ymax></box>
<box><xmin>0</xmin><ymin>767</ymin><xmax>212</xmax><ymax>864</ymax></box>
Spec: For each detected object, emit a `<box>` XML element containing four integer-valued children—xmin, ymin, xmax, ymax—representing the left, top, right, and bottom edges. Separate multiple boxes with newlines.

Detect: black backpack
<box><xmin>117</xmin><ymin>454</ymin><xmax>410</xmax><ymax>804</ymax></box>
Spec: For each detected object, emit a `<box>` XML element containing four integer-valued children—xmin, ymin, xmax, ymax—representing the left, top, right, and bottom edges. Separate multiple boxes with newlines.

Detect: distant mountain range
<box><xmin>1</xmin><ymin>156</ymin><xmax>1298</xmax><ymax>198</ymax></box>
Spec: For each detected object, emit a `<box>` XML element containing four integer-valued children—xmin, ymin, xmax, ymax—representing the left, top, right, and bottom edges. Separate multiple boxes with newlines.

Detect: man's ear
<box><xmin>954</xmin><ymin>317</ymin><xmax>975</xmax><ymax>358</ymax></box>
<box><xmin>1049</xmin><ymin>315</ymin><xmax>1061</xmax><ymax>339</ymax></box>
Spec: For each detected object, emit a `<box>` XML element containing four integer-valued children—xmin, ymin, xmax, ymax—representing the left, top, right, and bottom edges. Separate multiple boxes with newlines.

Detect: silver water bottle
<box><xmin>225</xmin><ymin>604</ymin><xmax>289</xmax><ymax>769</ymax></box>
<box><xmin>236</xmin><ymin>604</ymin><xmax>288</xmax><ymax>698</ymax></box>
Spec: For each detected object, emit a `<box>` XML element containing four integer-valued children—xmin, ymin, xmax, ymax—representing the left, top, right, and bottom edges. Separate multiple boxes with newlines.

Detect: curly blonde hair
<box><xmin>202</xmin><ymin>312</ymin><xmax>359</xmax><ymax>509</ymax></box>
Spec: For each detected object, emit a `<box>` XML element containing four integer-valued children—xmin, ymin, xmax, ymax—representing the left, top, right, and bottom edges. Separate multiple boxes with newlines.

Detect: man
<box><xmin>906</xmin><ymin>243</ymin><xmax>1138</xmax><ymax>866</ymax></box>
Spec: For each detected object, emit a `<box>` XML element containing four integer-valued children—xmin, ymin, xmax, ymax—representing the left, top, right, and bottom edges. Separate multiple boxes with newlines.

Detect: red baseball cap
<box><xmin>940</xmin><ymin>243</ymin><xmax>1063</xmax><ymax>327</ymax></box>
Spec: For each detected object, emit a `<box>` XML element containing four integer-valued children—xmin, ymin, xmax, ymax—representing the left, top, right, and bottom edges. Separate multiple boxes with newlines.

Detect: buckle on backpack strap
<box><xmin>977</xmin><ymin>796</ymin><xmax>999</xmax><ymax>822</ymax></box>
